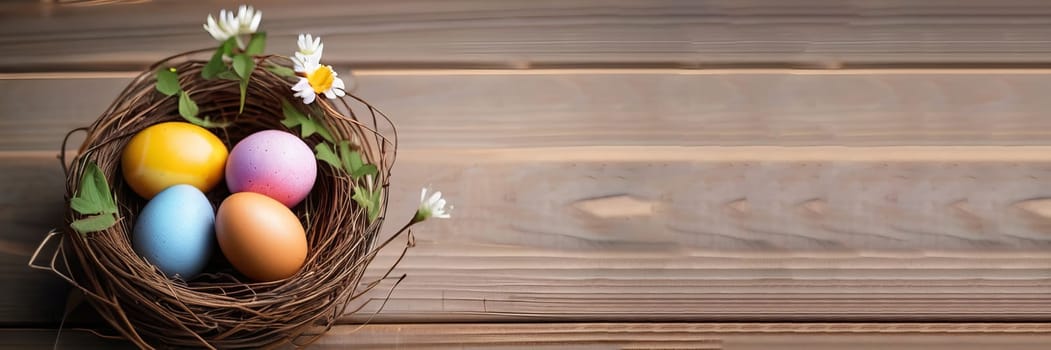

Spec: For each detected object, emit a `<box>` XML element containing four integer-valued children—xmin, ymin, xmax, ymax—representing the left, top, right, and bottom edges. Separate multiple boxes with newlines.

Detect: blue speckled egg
<box><xmin>132</xmin><ymin>184</ymin><xmax>215</xmax><ymax>279</ymax></box>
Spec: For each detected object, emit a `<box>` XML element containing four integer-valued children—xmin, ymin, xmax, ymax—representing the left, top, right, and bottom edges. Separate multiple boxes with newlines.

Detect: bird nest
<box><xmin>26</xmin><ymin>7</ymin><xmax>441</xmax><ymax>348</ymax></box>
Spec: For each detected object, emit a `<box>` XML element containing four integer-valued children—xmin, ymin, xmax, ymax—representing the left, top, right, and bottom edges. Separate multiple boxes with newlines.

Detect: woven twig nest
<box><xmin>35</xmin><ymin>49</ymin><xmax>409</xmax><ymax>348</ymax></box>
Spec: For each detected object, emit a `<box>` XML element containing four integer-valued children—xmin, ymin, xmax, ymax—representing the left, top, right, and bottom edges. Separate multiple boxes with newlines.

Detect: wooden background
<box><xmin>4</xmin><ymin>0</ymin><xmax>1051</xmax><ymax>348</ymax></box>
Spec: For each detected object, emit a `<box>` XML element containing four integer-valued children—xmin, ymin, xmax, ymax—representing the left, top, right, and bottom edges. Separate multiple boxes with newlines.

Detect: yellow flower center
<box><xmin>306</xmin><ymin>65</ymin><xmax>335</xmax><ymax>93</ymax></box>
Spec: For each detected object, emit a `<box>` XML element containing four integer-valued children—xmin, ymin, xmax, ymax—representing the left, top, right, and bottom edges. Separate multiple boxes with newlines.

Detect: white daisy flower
<box><xmin>203</xmin><ymin>9</ymin><xmax>239</xmax><ymax>42</ymax></box>
<box><xmin>290</xmin><ymin>34</ymin><xmax>345</xmax><ymax>104</ymax></box>
<box><xmin>294</xmin><ymin>34</ymin><xmax>324</xmax><ymax>67</ymax></box>
<box><xmin>291</xmin><ymin>61</ymin><xmax>346</xmax><ymax>105</ymax></box>
<box><xmin>202</xmin><ymin>6</ymin><xmax>262</xmax><ymax>43</ymax></box>
<box><xmin>415</xmin><ymin>187</ymin><xmax>452</xmax><ymax>222</ymax></box>
<box><xmin>235</xmin><ymin>5</ymin><xmax>262</xmax><ymax>35</ymax></box>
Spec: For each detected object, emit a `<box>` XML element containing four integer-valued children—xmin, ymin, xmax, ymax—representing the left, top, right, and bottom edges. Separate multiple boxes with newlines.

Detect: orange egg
<box><xmin>215</xmin><ymin>192</ymin><xmax>308</xmax><ymax>282</ymax></box>
<box><xmin>122</xmin><ymin>122</ymin><xmax>228</xmax><ymax>198</ymax></box>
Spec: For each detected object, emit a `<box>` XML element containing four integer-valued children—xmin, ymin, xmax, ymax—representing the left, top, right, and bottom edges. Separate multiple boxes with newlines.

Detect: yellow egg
<box><xmin>122</xmin><ymin>122</ymin><xmax>228</xmax><ymax>199</ymax></box>
<box><xmin>215</xmin><ymin>192</ymin><xmax>308</xmax><ymax>282</ymax></box>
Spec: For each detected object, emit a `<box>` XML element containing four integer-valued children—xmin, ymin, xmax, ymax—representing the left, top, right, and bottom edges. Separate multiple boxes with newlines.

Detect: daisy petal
<box><xmin>292</xmin><ymin>79</ymin><xmax>317</xmax><ymax>104</ymax></box>
<box><xmin>292</xmin><ymin>78</ymin><xmax>310</xmax><ymax>91</ymax></box>
<box><xmin>250</xmin><ymin>11</ymin><xmax>262</xmax><ymax>32</ymax></box>
<box><xmin>331</xmin><ymin>78</ymin><xmax>347</xmax><ymax>96</ymax></box>
<box><xmin>301</xmin><ymin>91</ymin><xmax>316</xmax><ymax>104</ymax></box>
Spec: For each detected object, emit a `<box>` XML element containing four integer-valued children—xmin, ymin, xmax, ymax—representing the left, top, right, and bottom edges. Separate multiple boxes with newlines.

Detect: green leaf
<box><xmin>299</xmin><ymin>116</ymin><xmax>318</xmax><ymax>137</ymax></box>
<box><xmin>369</xmin><ymin>186</ymin><xmax>383</xmax><ymax>222</ymax></box>
<box><xmin>72</xmin><ymin>162</ymin><xmax>116</xmax><ymax>215</ymax></box>
<box><xmin>155</xmin><ymin>67</ymin><xmax>179</xmax><ymax>96</ymax></box>
<box><xmin>280</xmin><ymin>101</ymin><xmax>302</xmax><ymax>128</ymax></box>
<box><xmin>203</xmin><ymin>38</ymin><xmax>237</xmax><ymax>80</ymax></box>
<box><xmin>184</xmin><ymin>114</ymin><xmax>230</xmax><ymax>129</ymax></box>
<box><xmin>351</xmin><ymin>185</ymin><xmax>383</xmax><ymax>222</ymax></box>
<box><xmin>74</xmin><ymin>173</ymin><xmax>100</xmax><ymax>213</ymax></box>
<box><xmin>245</xmin><ymin>32</ymin><xmax>267</xmax><ymax>56</ymax></box>
<box><xmin>343</xmin><ymin>148</ymin><xmax>365</xmax><ymax>172</ymax></box>
<box><xmin>70</xmin><ymin>161</ymin><xmax>119</xmax><ymax>235</ymax></box>
<box><xmin>71</xmin><ymin>162</ymin><xmax>113</xmax><ymax>215</ymax></box>
<box><xmin>314</xmin><ymin>143</ymin><xmax>341</xmax><ymax>169</ymax></box>
<box><xmin>338</xmin><ymin>141</ymin><xmax>355</xmax><ymax>174</ymax></box>
<box><xmin>266</xmin><ymin>64</ymin><xmax>296</xmax><ymax>78</ymax></box>
<box><xmin>314</xmin><ymin>123</ymin><xmax>334</xmax><ymax>143</ymax></box>
<box><xmin>202</xmin><ymin>49</ymin><xmax>225</xmax><ymax>80</ymax></box>
<box><xmin>351</xmin><ymin>164</ymin><xmax>379</xmax><ymax>179</ymax></box>
<box><xmin>71</xmin><ymin>214</ymin><xmax>117</xmax><ymax>236</ymax></box>
<box><xmin>178</xmin><ymin>90</ymin><xmax>199</xmax><ymax>120</ymax></box>
<box><xmin>230</xmin><ymin>53</ymin><xmax>254</xmax><ymax>113</ymax></box>
<box><xmin>70</xmin><ymin>197</ymin><xmax>102</xmax><ymax>215</ymax></box>
<box><xmin>232</xmin><ymin>54</ymin><xmax>255</xmax><ymax>80</ymax></box>
<box><xmin>281</xmin><ymin>100</ymin><xmax>334</xmax><ymax>142</ymax></box>
<box><xmin>337</xmin><ymin>142</ymin><xmax>377</xmax><ymax>181</ymax></box>
<box><xmin>88</xmin><ymin>164</ymin><xmax>116</xmax><ymax>212</ymax></box>
<box><xmin>352</xmin><ymin>186</ymin><xmax>381</xmax><ymax>222</ymax></box>
<box><xmin>215</xmin><ymin>70</ymin><xmax>240</xmax><ymax>81</ymax></box>
<box><xmin>220</xmin><ymin>37</ymin><xmax>237</xmax><ymax>56</ymax></box>
<box><xmin>348</xmin><ymin>152</ymin><xmax>364</xmax><ymax>171</ymax></box>
<box><xmin>352</xmin><ymin>186</ymin><xmax>370</xmax><ymax>208</ymax></box>
<box><xmin>176</xmin><ymin>91</ymin><xmax>227</xmax><ymax>128</ymax></box>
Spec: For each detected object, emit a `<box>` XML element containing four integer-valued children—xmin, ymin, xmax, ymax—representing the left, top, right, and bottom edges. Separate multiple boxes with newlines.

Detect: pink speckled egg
<box><xmin>226</xmin><ymin>130</ymin><xmax>317</xmax><ymax>207</ymax></box>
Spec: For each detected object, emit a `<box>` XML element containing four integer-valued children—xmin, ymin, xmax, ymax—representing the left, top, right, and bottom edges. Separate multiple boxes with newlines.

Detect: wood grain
<box><xmin>6</xmin><ymin>70</ymin><xmax>1051</xmax><ymax>324</ymax></box>
<box><xmin>342</xmin><ymin>148</ymin><xmax>1051</xmax><ymax>322</ymax></box>
<box><xmin>5</xmin><ymin>323</ymin><xmax>1051</xmax><ymax>350</ymax></box>
<box><xmin>0</xmin><ymin>156</ymin><xmax>68</xmax><ymax>325</ymax></box>
<box><xmin>6</xmin><ymin>70</ymin><xmax>1051</xmax><ymax>152</ymax></box>
<box><xmin>7</xmin><ymin>0</ymin><xmax>1051</xmax><ymax>345</ymax></box>
<box><xmin>9</xmin><ymin>147</ymin><xmax>1051</xmax><ymax>324</ymax></box>
<box><xmin>321</xmin><ymin>323</ymin><xmax>1051</xmax><ymax>350</ymax></box>
<box><xmin>6</xmin><ymin>1</ymin><xmax>1051</xmax><ymax>71</ymax></box>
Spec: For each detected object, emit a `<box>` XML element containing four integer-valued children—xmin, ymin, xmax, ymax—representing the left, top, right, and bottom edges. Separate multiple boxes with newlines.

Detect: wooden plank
<box><xmin>0</xmin><ymin>329</ymin><xmax>132</xmax><ymax>349</ymax></box>
<box><xmin>6</xmin><ymin>1</ymin><xmax>1051</xmax><ymax>70</ymax></box>
<box><xmin>0</xmin><ymin>156</ymin><xmax>68</xmax><ymax>325</ymax></box>
<box><xmin>9</xmin><ymin>147</ymin><xmax>1051</xmax><ymax>324</ymax></box>
<box><xmin>320</xmin><ymin>323</ymin><xmax>1051</xmax><ymax>350</ymax></box>
<box><xmin>5</xmin><ymin>323</ymin><xmax>1051</xmax><ymax>349</ymax></box>
<box><xmin>7</xmin><ymin>70</ymin><xmax>1051</xmax><ymax>152</ymax></box>
<box><xmin>343</xmin><ymin>148</ymin><xmax>1051</xmax><ymax>322</ymax></box>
